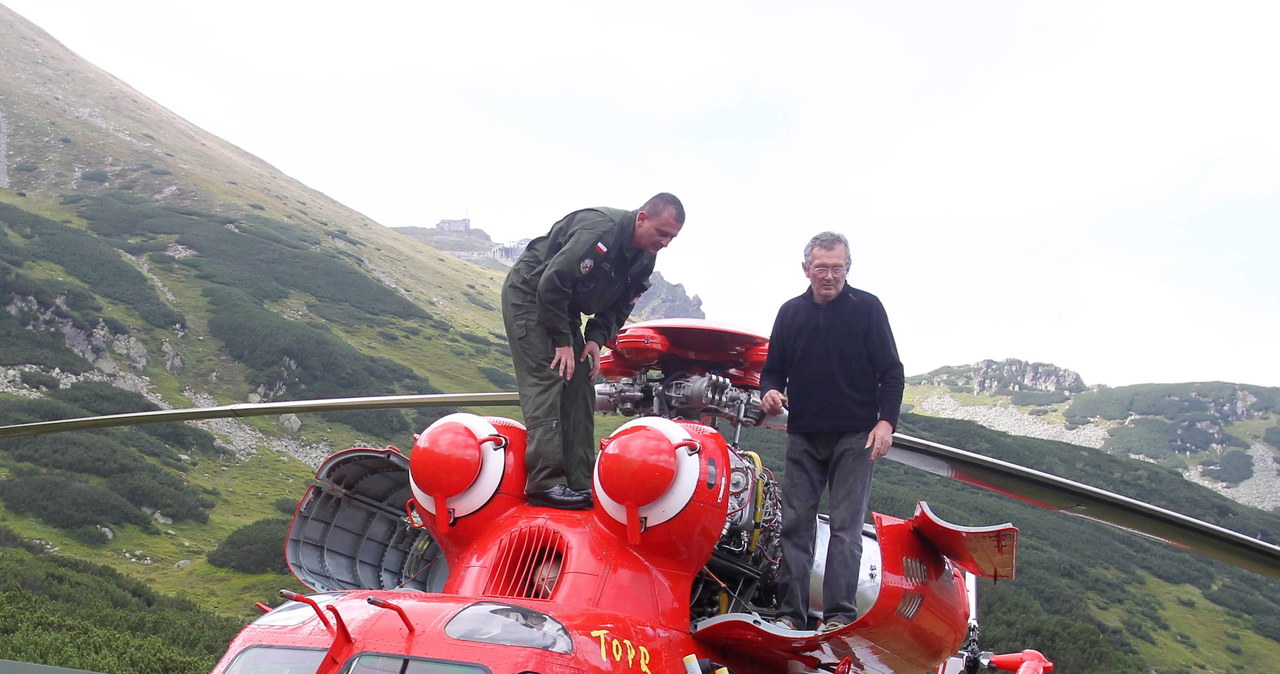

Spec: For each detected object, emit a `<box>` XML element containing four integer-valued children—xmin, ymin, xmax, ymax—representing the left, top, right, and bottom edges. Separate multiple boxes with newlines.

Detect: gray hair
<box><xmin>803</xmin><ymin>231</ymin><xmax>851</xmax><ymax>267</ymax></box>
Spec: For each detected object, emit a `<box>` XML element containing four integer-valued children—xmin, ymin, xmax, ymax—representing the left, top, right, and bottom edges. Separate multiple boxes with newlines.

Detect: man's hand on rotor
<box><xmin>760</xmin><ymin>389</ymin><xmax>787</xmax><ymax>416</ymax></box>
<box><xmin>866</xmin><ymin>420</ymin><xmax>894</xmax><ymax>461</ymax></box>
<box><xmin>551</xmin><ymin>345</ymin><xmax>575</xmax><ymax>381</ymax></box>
<box><xmin>582</xmin><ymin>341</ymin><xmax>602</xmax><ymax>379</ymax></box>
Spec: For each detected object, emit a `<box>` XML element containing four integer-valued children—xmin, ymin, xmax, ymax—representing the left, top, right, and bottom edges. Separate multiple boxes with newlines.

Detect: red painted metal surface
<box><xmin>911</xmin><ymin>501</ymin><xmax>1018</xmax><ymax>580</ymax></box>
<box><xmin>603</xmin><ymin>318</ymin><xmax>769</xmax><ymax>378</ymax></box>
<box><xmin>990</xmin><ymin>649</ymin><xmax>1055</xmax><ymax>673</ymax></box>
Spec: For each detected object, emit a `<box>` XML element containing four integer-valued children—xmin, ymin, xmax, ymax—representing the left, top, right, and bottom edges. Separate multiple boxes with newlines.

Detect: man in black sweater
<box><xmin>759</xmin><ymin>231</ymin><xmax>904</xmax><ymax>633</ymax></box>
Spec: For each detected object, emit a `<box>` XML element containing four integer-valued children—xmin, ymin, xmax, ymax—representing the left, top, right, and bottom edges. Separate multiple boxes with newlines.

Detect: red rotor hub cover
<box><xmin>410</xmin><ymin>422</ymin><xmax>484</xmax><ymax>527</ymax></box>
<box><xmin>597</xmin><ymin>425</ymin><xmax>679</xmax><ymax>543</ymax></box>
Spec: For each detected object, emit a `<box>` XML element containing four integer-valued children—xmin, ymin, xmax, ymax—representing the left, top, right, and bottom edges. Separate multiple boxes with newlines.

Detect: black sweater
<box><xmin>759</xmin><ymin>285</ymin><xmax>904</xmax><ymax>433</ymax></box>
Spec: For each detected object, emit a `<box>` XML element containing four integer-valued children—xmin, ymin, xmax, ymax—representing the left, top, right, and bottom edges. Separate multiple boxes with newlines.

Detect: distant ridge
<box><xmin>906</xmin><ymin>359</ymin><xmax>1280</xmax><ymax>511</ymax></box>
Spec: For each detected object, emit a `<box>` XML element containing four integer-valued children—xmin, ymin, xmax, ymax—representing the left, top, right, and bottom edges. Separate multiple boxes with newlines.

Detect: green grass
<box><xmin>1226</xmin><ymin>417</ymin><xmax>1278</xmax><ymax>446</ymax></box>
<box><xmin>1093</xmin><ymin>570</ymin><xmax>1280</xmax><ymax>673</ymax></box>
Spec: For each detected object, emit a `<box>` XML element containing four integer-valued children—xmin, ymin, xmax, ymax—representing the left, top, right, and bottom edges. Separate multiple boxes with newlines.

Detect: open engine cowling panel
<box><xmin>286</xmin><ymin>448</ymin><xmax>446</xmax><ymax>593</ymax></box>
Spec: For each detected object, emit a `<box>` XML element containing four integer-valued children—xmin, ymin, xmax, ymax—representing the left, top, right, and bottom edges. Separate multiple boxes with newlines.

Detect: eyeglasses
<box><xmin>807</xmin><ymin>266</ymin><xmax>847</xmax><ymax>278</ymax></box>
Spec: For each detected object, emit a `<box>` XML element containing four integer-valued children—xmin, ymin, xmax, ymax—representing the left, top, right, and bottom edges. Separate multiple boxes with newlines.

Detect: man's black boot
<box><xmin>528</xmin><ymin>484</ymin><xmax>592</xmax><ymax>510</ymax></box>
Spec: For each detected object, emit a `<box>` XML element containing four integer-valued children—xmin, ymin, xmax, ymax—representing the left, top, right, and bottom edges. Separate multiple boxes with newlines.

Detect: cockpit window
<box><xmin>445</xmin><ymin>601</ymin><xmax>573</xmax><ymax>654</ymax></box>
<box><xmin>342</xmin><ymin>654</ymin><xmax>490</xmax><ymax>673</ymax></box>
<box><xmin>222</xmin><ymin>645</ymin><xmax>326</xmax><ymax>673</ymax></box>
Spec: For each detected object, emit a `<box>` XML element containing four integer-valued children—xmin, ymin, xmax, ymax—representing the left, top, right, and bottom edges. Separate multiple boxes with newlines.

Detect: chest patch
<box><xmin>579</xmin><ymin>257</ymin><xmax>595</xmax><ymax>275</ymax></box>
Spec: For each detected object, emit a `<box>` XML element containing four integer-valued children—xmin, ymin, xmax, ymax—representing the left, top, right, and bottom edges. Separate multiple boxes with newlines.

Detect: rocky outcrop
<box><xmin>6</xmin><ymin>294</ymin><xmax>149</xmax><ymax>373</ymax></box>
<box><xmin>911</xmin><ymin>359</ymin><xmax>1087</xmax><ymax>394</ymax></box>
<box><xmin>632</xmin><ymin>272</ymin><xmax>705</xmax><ymax>321</ymax></box>
<box><xmin>183</xmin><ymin>390</ymin><xmax>334</xmax><ymax>466</ymax></box>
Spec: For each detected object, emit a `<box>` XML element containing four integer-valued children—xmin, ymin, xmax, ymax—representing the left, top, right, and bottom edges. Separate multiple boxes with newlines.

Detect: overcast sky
<box><xmin>7</xmin><ymin>1</ymin><xmax>1278</xmax><ymax>388</ymax></box>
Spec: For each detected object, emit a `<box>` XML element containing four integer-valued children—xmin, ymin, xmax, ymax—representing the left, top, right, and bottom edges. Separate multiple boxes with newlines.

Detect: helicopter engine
<box><xmin>595</xmin><ymin>371</ymin><xmax>768</xmax><ymax>430</ymax></box>
<box><xmin>692</xmin><ymin>440</ymin><xmax>783</xmax><ymax>619</ymax></box>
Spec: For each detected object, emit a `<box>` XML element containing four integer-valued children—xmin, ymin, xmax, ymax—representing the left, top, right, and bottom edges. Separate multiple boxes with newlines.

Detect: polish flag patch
<box><xmin>594</xmin><ymin>241</ymin><xmax>608</xmax><ymax>254</ymax></box>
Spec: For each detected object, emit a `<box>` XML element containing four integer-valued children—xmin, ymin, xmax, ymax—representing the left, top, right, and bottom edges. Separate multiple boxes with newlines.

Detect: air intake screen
<box><xmin>484</xmin><ymin>525</ymin><xmax>567</xmax><ymax>600</ymax></box>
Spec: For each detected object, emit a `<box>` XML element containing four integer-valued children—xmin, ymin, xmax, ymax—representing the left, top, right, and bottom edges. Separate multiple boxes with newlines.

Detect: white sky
<box><xmin>6</xmin><ymin>1</ymin><xmax>1279</xmax><ymax>388</ymax></box>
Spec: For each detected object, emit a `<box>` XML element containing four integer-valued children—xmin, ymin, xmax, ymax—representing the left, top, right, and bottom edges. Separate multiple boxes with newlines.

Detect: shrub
<box><xmin>465</xmin><ymin>293</ymin><xmax>495</xmax><ymax>311</ymax></box>
<box><xmin>459</xmin><ymin>332</ymin><xmax>492</xmax><ymax>346</ymax></box>
<box><xmin>1105</xmin><ymin>419</ymin><xmax>1176</xmax><ymax>460</ymax></box>
<box><xmin>1203</xmin><ymin>450</ymin><xmax>1254</xmax><ymax>484</ymax></box>
<box><xmin>67</xmin><ymin>526</ymin><xmax>110</xmax><ymax>546</ymax></box>
<box><xmin>206</xmin><ymin>519</ymin><xmax>291</xmax><ymax>574</ymax></box>
<box><xmin>19</xmin><ymin>370</ymin><xmax>59</xmax><ymax>390</ymax></box>
<box><xmin>4</xmin><ymin>432</ymin><xmax>149</xmax><ymax>476</ymax></box>
<box><xmin>81</xmin><ymin>170</ymin><xmax>109</xmax><ymax>183</ymax></box>
<box><xmin>48</xmin><ymin>382</ymin><xmax>216</xmax><ymax>454</ymax></box>
<box><xmin>0</xmin><ymin>472</ymin><xmax>149</xmax><ymax>530</ymax></box>
<box><xmin>479</xmin><ymin>366</ymin><xmax>516</xmax><ymax>390</ymax></box>
<box><xmin>15</xmin><ymin>162</ymin><xmax>37</xmax><ymax>172</ymax></box>
<box><xmin>107</xmin><ymin>470</ymin><xmax>214</xmax><ymax>524</ymax></box>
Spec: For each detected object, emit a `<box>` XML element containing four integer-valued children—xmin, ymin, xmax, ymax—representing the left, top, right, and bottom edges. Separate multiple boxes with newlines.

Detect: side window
<box><xmin>343</xmin><ymin>654</ymin><xmax>490</xmax><ymax>673</ymax></box>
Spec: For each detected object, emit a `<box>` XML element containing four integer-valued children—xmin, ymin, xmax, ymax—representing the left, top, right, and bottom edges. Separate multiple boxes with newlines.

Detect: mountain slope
<box><xmin>2</xmin><ymin>0</ymin><xmax>518</xmax><ymax>633</ymax></box>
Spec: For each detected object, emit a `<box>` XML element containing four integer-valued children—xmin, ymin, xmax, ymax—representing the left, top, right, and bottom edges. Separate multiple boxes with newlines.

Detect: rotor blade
<box><xmin>0</xmin><ymin>392</ymin><xmax>520</xmax><ymax>440</ymax></box>
<box><xmin>888</xmin><ymin>433</ymin><xmax>1280</xmax><ymax>580</ymax></box>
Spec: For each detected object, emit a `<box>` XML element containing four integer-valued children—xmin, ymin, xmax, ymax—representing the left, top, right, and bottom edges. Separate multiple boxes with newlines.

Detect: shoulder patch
<box><xmin>595</xmin><ymin>241</ymin><xmax>608</xmax><ymax>254</ymax></box>
<box><xmin>579</xmin><ymin>257</ymin><xmax>595</xmax><ymax>275</ymax></box>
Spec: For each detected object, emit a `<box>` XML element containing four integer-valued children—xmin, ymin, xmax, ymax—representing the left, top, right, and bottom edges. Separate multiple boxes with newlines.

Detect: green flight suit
<box><xmin>501</xmin><ymin>207</ymin><xmax>655</xmax><ymax>493</ymax></box>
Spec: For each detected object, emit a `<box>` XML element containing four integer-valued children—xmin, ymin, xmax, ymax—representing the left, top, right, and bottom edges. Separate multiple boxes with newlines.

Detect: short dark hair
<box><xmin>641</xmin><ymin>193</ymin><xmax>685</xmax><ymax>224</ymax></box>
<box><xmin>803</xmin><ymin>231</ymin><xmax>851</xmax><ymax>268</ymax></box>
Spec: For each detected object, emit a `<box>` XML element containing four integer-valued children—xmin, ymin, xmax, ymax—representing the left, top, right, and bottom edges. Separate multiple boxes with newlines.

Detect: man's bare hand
<box><xmin>582</xmin><ymin>341</ymin><xmax>602</xmax><ymax>379</ymax></box>
<box><xmin>550</xmin><ymin>345</ymin><xmax>575</xmax><ymax>380</ymax></box>
<box><xmin>760</xmin><ymin>389</ymin><xmax>787</xmax><ymax>416</ymax></box>
<box><xmin>866</xmin><ymin>420</ymin><xmax>894</xmax><ymax>461</ymax></box>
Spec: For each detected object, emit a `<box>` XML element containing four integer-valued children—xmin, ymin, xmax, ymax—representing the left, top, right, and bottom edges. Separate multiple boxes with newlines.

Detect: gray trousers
<box><xmin>776</xmin><ymin>430</ymin><xmax>874</xmax><ymax>627</ymax></box>
<box><xmin>501</xmin><ymin>284</ymin><xmax>596</xmax><ymax>493</ymax></box>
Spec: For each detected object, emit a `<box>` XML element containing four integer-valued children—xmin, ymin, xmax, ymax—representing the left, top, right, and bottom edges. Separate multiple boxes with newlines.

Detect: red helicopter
<box><xmin>4</xmin><ymin>319</ymin><xmax>1278</xmax><ymax>674</ymax></box>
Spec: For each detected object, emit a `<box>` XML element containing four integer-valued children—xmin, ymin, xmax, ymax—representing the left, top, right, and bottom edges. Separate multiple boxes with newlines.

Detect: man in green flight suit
<box><xmin>502</xmin><ymin>193</ymin><xmax>685</xmax><ymax>509</ymax></box>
